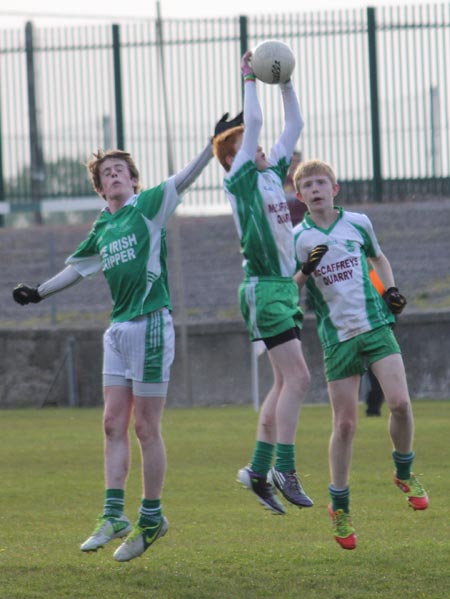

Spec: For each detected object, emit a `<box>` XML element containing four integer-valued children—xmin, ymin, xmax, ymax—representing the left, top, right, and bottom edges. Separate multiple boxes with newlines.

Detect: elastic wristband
<box><xmin>244</xmin><ymin>74</ymin><xmax>256</xmax><ymax>82</ymax></box>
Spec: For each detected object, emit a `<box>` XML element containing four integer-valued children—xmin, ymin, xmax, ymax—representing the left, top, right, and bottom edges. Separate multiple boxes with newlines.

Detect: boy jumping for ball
<box><xmin>13</xmin><ymin>121</ymin><xmax>223</xmax><ymax>562</ymax></box>
<box><xmin>293</xmin><ymin>159</ymin><xmax>428</xmax><ymax>549</ymax></box>
<box><xmin>213</xmin><ymin>51</ymin><xmax>319</xmax><ymax>515</ymax></box>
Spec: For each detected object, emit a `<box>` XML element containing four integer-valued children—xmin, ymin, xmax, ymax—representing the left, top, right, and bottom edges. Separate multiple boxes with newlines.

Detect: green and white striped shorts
<box><xmin>239</xmin><ymin>276</ymin><xmax>303</xmax><ymax>341</ymax></box>
<box><xmin>102</xmin><ymin>308</ymin><xmax>175</xmax><ymax>397</ymax></box>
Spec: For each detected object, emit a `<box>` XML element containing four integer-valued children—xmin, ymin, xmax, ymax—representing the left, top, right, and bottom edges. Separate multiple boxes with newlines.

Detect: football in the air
<box><xmin>251</xmin><ymin>39</ymin><xmax>296</xmax><ymax>84</ymax></box>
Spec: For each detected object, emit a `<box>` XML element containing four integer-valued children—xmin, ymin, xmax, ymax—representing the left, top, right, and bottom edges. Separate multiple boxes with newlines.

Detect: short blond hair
<box><xmin>293</xmin><ymin>159</ymin><xmax>337</xmax><ymax>193</ymax></box>
<box><xmin>213</xmin><ymin>126</ymin><xmax>244</xmax><ymax>172</ymax></box>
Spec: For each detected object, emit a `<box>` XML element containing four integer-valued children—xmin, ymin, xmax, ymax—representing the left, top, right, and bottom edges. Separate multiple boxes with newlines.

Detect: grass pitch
<box><xmin>0</xmin><ymin>401</ymin><xmax>449</xmax><ymax>599</ymax></box>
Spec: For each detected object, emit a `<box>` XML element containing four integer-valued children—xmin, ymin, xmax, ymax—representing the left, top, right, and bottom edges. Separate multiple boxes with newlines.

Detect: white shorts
<box><xmin>102</xmin><ymin>308</ymin><xmax>175</xmax><ymax>397</ymax></box>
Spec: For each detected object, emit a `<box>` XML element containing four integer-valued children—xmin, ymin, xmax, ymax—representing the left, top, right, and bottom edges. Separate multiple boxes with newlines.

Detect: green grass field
<box><xmin>1</xmin><ymin>401</ymin><xmax>449</xmax><ymax>599</ymax></box>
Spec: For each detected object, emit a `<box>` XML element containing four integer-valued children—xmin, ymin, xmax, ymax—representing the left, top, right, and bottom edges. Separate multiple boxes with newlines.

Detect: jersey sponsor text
<box><xmin>313</xmin><ymin>256</ymin><xmax>359</xmax><ymax>285</ymax></box>
<box><xmin>100</xmin><ymin>234</ymin><xmax>138</xmax><ymax>271</ymax></box>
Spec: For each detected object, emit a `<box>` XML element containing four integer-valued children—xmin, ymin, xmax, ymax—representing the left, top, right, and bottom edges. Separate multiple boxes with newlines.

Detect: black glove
<box><xmin>301</xmin><ymin>244</ymin><xmax>329</xmax><ymax>275</ymax></box>
<box><xmin>13</xmin><ymin>284</ymin><xmax>42</xmax><ymax>305</ymax></box>
<box><xmin>214</xmin><ymin>111</ymin><xmax>244</xmax><ymax>138</ymax></box>
<box><xmin>383</xmin><ymin>286</ymin><xmax>407</xmax><ymax>315</ymax></box>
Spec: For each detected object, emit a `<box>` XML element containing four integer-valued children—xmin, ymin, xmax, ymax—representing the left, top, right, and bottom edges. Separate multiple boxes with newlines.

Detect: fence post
<box><xmin>66</xmin><ymin>336</ymin><xmax>78</xmax><ymax>407</ymax></box>
<box><xmin>25</xmin><ymin>21</ymin><xmax>44</xmax><ymax>224</ymax></box>
<box><xmin>156</xmin><ymin>1</ymin><xmax>193</xmax><ymax>406</ymax></box>
<box><xmin>367</xmin><ymin>7</ymin><xmax>383</xmax><ymax>202</ymax></box>
<box><xmin>47</xmin><ymin>232</ymin><xmax>57</xmax><ymax>326</ymax></box>
<box><xmin>0</xmin><ymin>94</ymin><xmax>4</xmax><ymax>227</ymax></box>
<box><xmin>112</xmin><ymin>24</ymin><xmax>125</xmax><ymax>150</ymax></box>
<box><xmin>239</xmin><ymin>16</ymin><xmax>248</xmax><ymax>102</ymax></box>
<box><xmin>251</xmin><ymin>343</ymin><xmax>259</xmax><ymax>413</ymax></box>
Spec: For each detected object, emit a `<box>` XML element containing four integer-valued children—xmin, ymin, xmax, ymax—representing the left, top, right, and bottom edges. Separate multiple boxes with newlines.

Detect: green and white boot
<box><xmin>80</xmin><ymin>515</ymin><xmax>131</xmax><ymax>552</ymax></box>
<box><xmin>113</xmin><ymin>517</ymin><xmax>169</xmax><ymax>562</ymax></box>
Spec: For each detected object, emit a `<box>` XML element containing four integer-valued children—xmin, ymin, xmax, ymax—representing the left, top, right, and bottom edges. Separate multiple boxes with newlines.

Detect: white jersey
<box><xmin>224</xmin><ymin>77</ymin><xmax>303</xmax><ymax>278</ymax></box>
<box><xmin>224</xmin><ymin>143</ymin><xmax>294</xmax><ymax>278</ymax></box>
<box><xmin>294</xmin><ymin>207</ymin><xmax>395</xmax><ymax>347</ymax></box>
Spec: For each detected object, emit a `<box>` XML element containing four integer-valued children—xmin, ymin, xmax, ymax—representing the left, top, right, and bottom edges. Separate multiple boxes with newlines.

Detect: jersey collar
<box><xmin>103</xmin><ymin>194</ymin><xmax>138</xmax><ymax>214</ymax></box>
<box><xmin>304</xmin><ymin>206</ymin><xmax>343</xmax><ymax>234</ymax></box>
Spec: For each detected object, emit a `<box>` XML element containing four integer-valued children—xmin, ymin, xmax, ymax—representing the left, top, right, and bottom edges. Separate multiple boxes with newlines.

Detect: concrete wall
<box><xmin>1</xmin><ymin>310</ymin><xmax>449</xmax><ymax>408</ymax></box>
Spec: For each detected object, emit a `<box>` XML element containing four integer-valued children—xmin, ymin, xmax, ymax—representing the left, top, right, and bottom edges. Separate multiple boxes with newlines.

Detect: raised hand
<box><xmin>214</xmin><ymin>111</ymin><xmax>244</xmax><ymax>138</ymax></box>
<box><xmin>241</xmin><ymin>50</ymin><xmax>254</xmax><ymax>79</ymax></box>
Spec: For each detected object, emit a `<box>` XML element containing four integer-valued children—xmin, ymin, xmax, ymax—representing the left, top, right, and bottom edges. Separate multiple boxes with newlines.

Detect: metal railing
<box><xmin>0</xmin><ymin>3</ymin><xmax>449</xmax><ymax>223</ymax></box>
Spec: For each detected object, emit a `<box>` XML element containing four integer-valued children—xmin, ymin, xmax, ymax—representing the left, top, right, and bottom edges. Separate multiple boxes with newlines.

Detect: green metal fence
<box><xmin>0</xmin><ymin>4</ymin><xmax>449</xmax><ymax>222</ymax></box>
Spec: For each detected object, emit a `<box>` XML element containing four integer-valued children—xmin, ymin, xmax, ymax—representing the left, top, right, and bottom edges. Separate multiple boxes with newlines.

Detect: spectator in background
<box><xmin>364</xmin><ymin>268</ymin><xmax>386</xmax><ymax>416</ymax></box>
<box><xmin>284</xmin><ymin>150</ymin><xmax>306</xmax><ymax>226</ymax></box>
<box><xmin>364</xmin><ymin>367</ymin><xmax>384</xmax><ymax>417</ymax></box>
<box><xmin>285</xmin><ymin>150</ymin><xmax>311</xmax><ymax>313</ymax></box>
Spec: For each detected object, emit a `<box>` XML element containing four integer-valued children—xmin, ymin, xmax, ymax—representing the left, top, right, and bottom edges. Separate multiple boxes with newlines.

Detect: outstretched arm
<box><xmin>173</xmin><ymin>140</ymin><xmax>214</xmax><ymax>195</ymax></box>
<box><xmin>173</xmin><ymin>109</ymin><xmax>245</xmax><ymax>194</ymax></box>
<box><xmin>13</xmin><ymin>265</ymin><xmax>82</xmax><ymax>305</ymax></box>
<box><xmin>277</xmin><ymin>80</ymin><xmax>304</xmax><ymax>158</ymax></box>
<box><xmin>239</xmin><ymin>51</ymin><xmax>263</xmax><ymax>162</ymax></box>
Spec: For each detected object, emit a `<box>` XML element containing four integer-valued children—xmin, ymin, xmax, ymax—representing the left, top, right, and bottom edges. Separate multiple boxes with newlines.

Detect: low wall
<box><xmin>1</xmin><ymin>310</ymin><xmax>449</xmax><ymax>408</ymax></box>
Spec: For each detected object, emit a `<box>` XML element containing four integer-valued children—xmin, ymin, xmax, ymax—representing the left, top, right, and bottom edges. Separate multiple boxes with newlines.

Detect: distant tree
<box><xmin>5</xmin><ymin>156</ymin><xmax>92</xmax><ymax>202</ymax></box>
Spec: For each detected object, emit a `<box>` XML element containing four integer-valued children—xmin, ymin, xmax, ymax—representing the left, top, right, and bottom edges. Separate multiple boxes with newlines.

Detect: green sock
<box><xmin>329</xmin><ymin>485</ymin><xmax>350</xmax><ymax>513</ymax></box>
<box><xmin>103</xmin><ymin>489</ymin><xmax>125</xmax><ymax>518</ymax></box>
<box><xmin>275</xmin><ymin>443</ymin><xmax>296</xmax><ymax>472</ymax></box>
<box><xmin>138</xmin><ymin>499</ymin><xmax>162</xmax><ymax>528</ymax></box>
<box><xmin>393</xmin><ymin>450</ymin><xmax>415</xmax><ymax>480</ymax></box>
<box><xmin>250</xmin><ymin>441</ymin><xmax>275</xmax><ymax>476</ymax></box>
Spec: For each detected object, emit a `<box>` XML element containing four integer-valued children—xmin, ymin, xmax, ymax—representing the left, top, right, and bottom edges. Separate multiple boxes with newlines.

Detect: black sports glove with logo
<box><xmin>301</xmin><ymin>244</ymin><xmax>329</xmax><ymax>275</ymax></box>
<box><xmin>214</xmin><ymin>111</ymin><xmax>244</xmax><ymax>138</ymax></box>
<box><xmin>382</xmin><ymin>287</ymin><xmax>407</xmax><ymax>315</ymax></box>
<box><xmin>12</xmin><ymin>284</ymin><xmax>42</xmax><ymax>305</ymax></box>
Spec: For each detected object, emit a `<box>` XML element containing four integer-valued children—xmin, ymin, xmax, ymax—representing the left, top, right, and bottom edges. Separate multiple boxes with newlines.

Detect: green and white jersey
<box><xmin>294</xmin><ymin>207</ymin><xmax>395</xmax><ymax>347</ymax></box>
<box><xmin>224</xmin><ymin>146</ymin><xmax>294</xmax><ymax>278</ymax></box>
<box><xmin>66</xmin><ymin>178</ymin><xmax>180</xmax><ymax>322</ymax></box>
